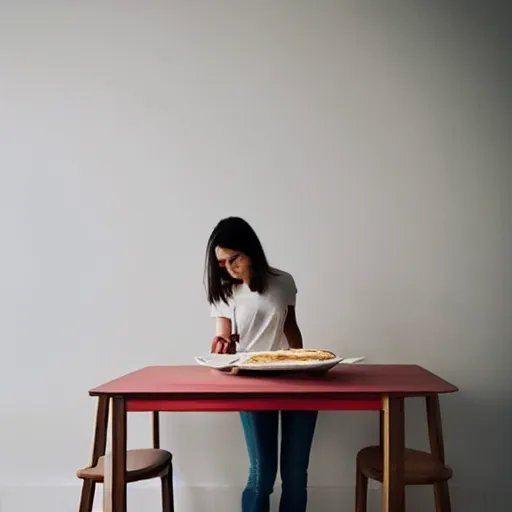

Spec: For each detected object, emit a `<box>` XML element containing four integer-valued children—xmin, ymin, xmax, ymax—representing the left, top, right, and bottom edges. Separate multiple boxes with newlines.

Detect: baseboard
<box><xmin>0</xmin><ymin>482</ymin><xmax>507</xmax><ymax>512</ymax></box>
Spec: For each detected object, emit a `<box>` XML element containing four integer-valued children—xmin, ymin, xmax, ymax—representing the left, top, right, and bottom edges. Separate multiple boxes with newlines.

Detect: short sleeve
<box><xmin>284</xmin><ymin>273</ymin><xmax>298</xmax><ymax>306</ymax></box>
<box><xmin>210</xmin><ymin>299</ymin><xmax>232</xmax><ymax>319</ymax></box>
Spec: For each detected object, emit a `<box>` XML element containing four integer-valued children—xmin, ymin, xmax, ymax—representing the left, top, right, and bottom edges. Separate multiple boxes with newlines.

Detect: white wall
<box><xmin>1</xmin><ymin>1</ymin><xmax>511</xmax><ymax>511</ymax></box>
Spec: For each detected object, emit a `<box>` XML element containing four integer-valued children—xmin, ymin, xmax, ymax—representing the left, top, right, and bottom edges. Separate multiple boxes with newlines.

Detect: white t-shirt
<box><xmin>210</xmin><ymin>269</ymin><xmax>297</xmax><ymax>352</ymax></box>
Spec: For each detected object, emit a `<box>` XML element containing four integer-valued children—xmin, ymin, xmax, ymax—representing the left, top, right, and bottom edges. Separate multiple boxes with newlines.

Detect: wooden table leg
<box><xmin>382</xmin><ymin>396</ymin><xmax>405</xmax><ymax>512</ymax></box>
<box><xmin>379</xmin><ymin>409</ymin><xmax>384</xmax><ymax>449</ymax></box>
<box><xmin>427</xmin><ymin>395</ymin><xmax>451</xmax><ymax>512</ymax></box>
<box><xmin>104</xmin><ymin>397</ymin><xmax>127</xmax><ymax>512</ymax></box>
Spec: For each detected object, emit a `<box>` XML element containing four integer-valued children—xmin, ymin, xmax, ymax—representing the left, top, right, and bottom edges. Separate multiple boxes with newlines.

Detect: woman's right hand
<box><xmin>211</xmin><ymin>335</ymin><xmax>237</xmax><ymax>354</ymax></box>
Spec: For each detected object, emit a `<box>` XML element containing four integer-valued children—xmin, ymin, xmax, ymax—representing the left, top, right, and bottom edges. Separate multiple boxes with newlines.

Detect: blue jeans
<box><xmin>240</xmin><ymin>410</ymin><xmax>318</xmax><ymax>512</ymax></box>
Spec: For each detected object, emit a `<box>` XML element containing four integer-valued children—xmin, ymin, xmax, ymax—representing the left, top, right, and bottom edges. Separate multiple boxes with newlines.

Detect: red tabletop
<box><xmin>89</xmin><ymin>364</ymin><xmax>457</xmax><ymax>398</ymax></box>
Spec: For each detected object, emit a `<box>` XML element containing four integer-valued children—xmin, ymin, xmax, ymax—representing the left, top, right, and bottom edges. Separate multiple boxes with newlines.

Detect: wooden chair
<box><xmin>355</xmin><ymin>395</ymin><xmax>452</xmax><ymax>512</ymax></box>
<box><xmin>77</xmin><ymin>397</ymin><xmax>174</xmax><ymax>512</ymax></box>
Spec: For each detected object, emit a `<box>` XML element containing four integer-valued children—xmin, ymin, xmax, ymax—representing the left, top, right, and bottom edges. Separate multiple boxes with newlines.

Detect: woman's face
<box><xmin>215</xmin><ymin>246</ymin><xmax>250</xmax><ymax>283</ymax></box>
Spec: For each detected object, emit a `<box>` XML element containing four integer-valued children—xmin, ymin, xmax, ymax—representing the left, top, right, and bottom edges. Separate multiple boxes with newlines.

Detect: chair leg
<box><xmin>78</xmin><ymin>480</ymin><xmax>96</xmax><ymax>512</ymax></box>
<box><xmin>426</xmin><ymin>395</ymin><xmax>451</xmax><ymax>512</ymax></box>
<box><xmin>161</xmin><ymin>464</ymin><xmax>175</xmax><ymax>512</ymax></box>
<box><xmin>434</xmin><ymin>481</ymin><xmax>451</xmax><ymax>512</ymax></box>
<box><xmin>355</xmin><ymin>461</ymin><xmax>368</xmax><ymax>512</ymax></box>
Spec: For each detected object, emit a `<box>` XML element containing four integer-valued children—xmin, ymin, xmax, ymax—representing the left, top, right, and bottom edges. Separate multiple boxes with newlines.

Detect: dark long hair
<box><xmin>205</xmin><ymin>217</ymin><xmax>274</xmax><ymax>305</ymax></box>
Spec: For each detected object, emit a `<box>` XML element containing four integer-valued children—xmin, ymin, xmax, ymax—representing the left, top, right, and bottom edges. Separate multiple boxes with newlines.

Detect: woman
<box><xmin>204</xmin><ymin>216</ymin><xmax>318</xmax><ymax>512</ymax></box>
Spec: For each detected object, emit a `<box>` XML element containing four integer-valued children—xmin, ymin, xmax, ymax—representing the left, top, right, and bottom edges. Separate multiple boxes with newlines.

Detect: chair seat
<box><xmin>357</xmin><ymin>446</ymin><xmax>452</xmax><ymax>485</ymax></box>
<box><xmin>77</xmin><ymin>448</ymin><xmax>172</xmax><ymax>483</ymax></box>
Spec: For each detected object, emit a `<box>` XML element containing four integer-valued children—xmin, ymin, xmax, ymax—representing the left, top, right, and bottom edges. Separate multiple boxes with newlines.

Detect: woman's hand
<box><xmin>211</xmin><ymin>335</ymin><xmax>237</xmax><ymax>354</ymax></box>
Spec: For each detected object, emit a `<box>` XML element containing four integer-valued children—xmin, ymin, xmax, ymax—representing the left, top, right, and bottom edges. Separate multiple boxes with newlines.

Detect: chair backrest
<box><xmin>152</xmin><ymin>411</ymin><xmax>160</xmax><ymax>449</ymax></box>
<box><xmin>89</xmin><ymin>396</ymin><xmax>110</xmax><ymax>467</ymax></box>
<box><xmin>87</xmin><ymin>397</ymin><xmax>161</xmax><ymax>467</ymax></box>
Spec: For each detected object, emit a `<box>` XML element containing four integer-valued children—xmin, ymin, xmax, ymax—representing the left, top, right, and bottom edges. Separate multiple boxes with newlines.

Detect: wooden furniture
<box><xmin>77</xmin><ymin>396</ymin><xmax>174</xmax><ymax>512</ymax></box>
<box><xmin>355</xmin><ymin>395</ymin><xmax>452</xmax><ymax>511</ymax></box>
<box><xmin>87</xmin><ymin>364</ymin><xmax>457</xmax><ymax>512</ymax></box>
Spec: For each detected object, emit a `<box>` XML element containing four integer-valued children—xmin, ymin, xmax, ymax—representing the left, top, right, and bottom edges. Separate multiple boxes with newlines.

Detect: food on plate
<box><xmin>244</xmin><ymin>348</ymin><xmax>336</xmax><ymax>364</ymax></box>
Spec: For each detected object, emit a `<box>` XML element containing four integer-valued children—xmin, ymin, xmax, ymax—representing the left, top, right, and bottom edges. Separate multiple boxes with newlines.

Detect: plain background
<box><xmin>1</xmin><ymin>1</ymin><xmax>511</xmax><ymax>511</ymax></box>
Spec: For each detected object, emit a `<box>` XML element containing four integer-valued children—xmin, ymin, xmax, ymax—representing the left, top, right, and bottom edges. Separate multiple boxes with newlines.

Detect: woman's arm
<box><xmin>216</xmin><ymin>317</ymin><xmax>231</xmax><ymax>338</ymax></box>
<box><xmin>283</xmin><ymin>306</ymin><xmax>303</xmax><ymax>349</ymax></box>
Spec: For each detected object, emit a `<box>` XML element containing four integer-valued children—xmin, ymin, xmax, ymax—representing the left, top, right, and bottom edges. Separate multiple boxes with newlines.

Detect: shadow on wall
<box><xmin>443</xmin><ymin>391</ymin><xmax>512</xmax><ymax>502</ymax></box>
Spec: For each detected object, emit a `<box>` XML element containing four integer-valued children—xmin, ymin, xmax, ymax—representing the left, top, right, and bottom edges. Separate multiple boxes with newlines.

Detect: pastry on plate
<box><xmin>244</xmin><ymin>348</ymin><xmax>336</xmax><ymax>364</ymax></box>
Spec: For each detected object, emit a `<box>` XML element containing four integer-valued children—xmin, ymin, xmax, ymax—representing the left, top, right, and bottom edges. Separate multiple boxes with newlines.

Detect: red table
<box><xmin>89</xmin><ymin>364</ymin><xmax>457</xmax><ymax>512</ymax></box>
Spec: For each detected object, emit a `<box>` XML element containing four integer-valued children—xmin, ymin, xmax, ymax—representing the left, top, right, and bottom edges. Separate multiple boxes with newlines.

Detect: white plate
<box><xmin>194</xmin><ymin>353</ymin><xmax>364</xmax><ymax>372</ymax></box>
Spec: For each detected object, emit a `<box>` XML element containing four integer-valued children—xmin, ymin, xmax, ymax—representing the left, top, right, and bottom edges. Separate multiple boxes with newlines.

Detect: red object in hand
<box><xmin>211</xmin><ymin>335</ymin><xmax>238</xmax><ymax>354</ymax></box>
